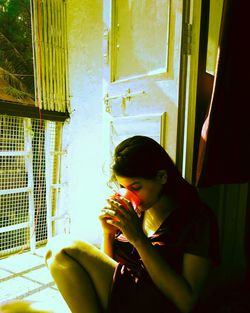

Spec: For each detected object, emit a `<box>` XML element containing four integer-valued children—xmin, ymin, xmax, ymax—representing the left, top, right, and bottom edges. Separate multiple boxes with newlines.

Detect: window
<box><xmin>0</xmin><ymin>115</ymin><xmax>67</xmax><ymax>257</ymax></box>
<box><xmin>0</xmin><ymin>0</ymin><xmax>70</xmax><ymax>257</ymax></box>
<box><xmin>0</xmin><ymin>0</ymin><xmax>70</xmax><ymax>120</ymax></box>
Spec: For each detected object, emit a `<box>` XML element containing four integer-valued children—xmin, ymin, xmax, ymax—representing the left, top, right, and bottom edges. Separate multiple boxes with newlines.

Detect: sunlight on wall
<box><xmin>65</xmin><ymin>0</ymin><xmax>105</xmax><ymax>245</ymax></box>
<box><xmin>65</xmin><ymin>0</ymin><xmax>182</xmax><ymax>245</ymax></box>
<box><xmin>67</xmin><ymin>147</ymin><xmax>112</xmax><ymax>244</ymax></box>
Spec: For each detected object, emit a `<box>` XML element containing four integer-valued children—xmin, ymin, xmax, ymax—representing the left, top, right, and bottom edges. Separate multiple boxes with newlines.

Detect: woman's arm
<box><xmin>101</xmin><ymin>231</ymin><xmax>115</xmax><ymax>258</ymax></box>
<box><xmin>99</xmin><ymin>207</ymin><xmax>118</xmax><ymax>258</ymax></box>
<box><xmin>105</xmin><ymin>198</ymin><xmax>211</xmax><ymax>313</ymax></box>
<box><xmin>134</xmin><ymin>236</ymin><xmax>211</xmax><ymax>313</ymax></box>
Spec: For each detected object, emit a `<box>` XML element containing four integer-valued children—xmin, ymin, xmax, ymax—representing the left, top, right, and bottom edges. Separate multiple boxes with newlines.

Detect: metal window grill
<box><xmin>0</xmin><ymin>115</ymin><xmax>65</xmax><ymax>257</ymax></box>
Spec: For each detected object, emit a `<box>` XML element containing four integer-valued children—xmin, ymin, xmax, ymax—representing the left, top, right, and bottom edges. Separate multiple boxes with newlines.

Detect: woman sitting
<box><xmin>45</xmin><ymin>135</ymin><xmax>220</xmax><ymax>313</ymax></box>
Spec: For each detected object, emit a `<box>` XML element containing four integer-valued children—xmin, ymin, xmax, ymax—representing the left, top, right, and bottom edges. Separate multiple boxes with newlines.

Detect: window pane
<box><xmin>112</xmin><ymin>0</ymin><xmax>170</xmax><ymax>81</ymax></box>
<box><xmin>0</xmin><ymin>115</ymin><xmax>64</xmax><ymax>256</ymax></box>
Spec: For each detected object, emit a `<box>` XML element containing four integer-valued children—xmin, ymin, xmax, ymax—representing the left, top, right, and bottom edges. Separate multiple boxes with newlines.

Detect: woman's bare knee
<box><xmin>43</xmin><ymin>236</ymin><xmax>114</xmax><ymax>311</ymax></box>
<box><xmin>44</xmin><ymin>235</ymin><xmax>109</xmax><ymax>273</ymax></box>
<box><xmin>44</xmin><ymin>234</ymin><xmax>76</xmax><ymax>268</ymax></box>
<box><xmin>45</xmin><ymin>235</ymin><xmax>105</xmax><ymax>266</ymax></box>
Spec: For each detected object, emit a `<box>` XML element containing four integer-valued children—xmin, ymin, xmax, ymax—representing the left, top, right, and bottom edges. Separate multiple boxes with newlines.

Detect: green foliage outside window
<box><xmin>0</xmin><ymin>0</ymin><xmax>34</xmax><ymax>101</ymax></box>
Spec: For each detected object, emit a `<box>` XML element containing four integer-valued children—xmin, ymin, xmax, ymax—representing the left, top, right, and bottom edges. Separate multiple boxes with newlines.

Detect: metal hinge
<box><xmin>183</xmin><ymin>23</ymin><xmax>192</xmax><ymax>55</ymax></box>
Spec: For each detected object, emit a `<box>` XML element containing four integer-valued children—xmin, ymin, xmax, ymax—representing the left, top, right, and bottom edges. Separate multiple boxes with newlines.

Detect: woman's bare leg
<box><xmin>45</xmin><ymin>235</ymin><xmax>117</xmax><ymax>313</ymax></box>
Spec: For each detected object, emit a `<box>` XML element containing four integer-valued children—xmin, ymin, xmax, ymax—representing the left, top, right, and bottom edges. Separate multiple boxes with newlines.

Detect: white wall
<box><xmin>62</xmin><ymin>0</ymin><xmax>182</xmax><ymax>244</ymax></box>
<box><xmin>63</xmin><ymin>0</ymin><xmax>106</xmax><ymax>244</ymax></box>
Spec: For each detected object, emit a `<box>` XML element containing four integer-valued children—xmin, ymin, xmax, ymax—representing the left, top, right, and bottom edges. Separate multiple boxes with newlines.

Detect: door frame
<box><xmin>176</xmin><ymin>0</ymin><xmax>206</xmax><ymax>184</ymax></box>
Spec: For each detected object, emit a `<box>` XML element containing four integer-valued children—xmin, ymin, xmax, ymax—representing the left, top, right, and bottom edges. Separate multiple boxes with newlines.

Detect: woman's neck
<box><xmin>142</xmin><ymin>194</ymin><xmax>176</xmax><ymax>236</ymax></box>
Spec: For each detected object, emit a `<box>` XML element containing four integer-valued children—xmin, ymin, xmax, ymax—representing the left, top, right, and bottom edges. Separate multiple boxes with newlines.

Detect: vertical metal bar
<box><xmin>44</xmin><ymin>120</ymin><xmax>52</xmax><ymax>239</ymax></box>
<box><xmin>24</xmin><ymin>118</ymin><xmax>36</xmax><ymax>253</ymax></box>
<box><xmin>57</xmin><ymin>0</ymin><xmax>61</xmax><ymax>112</ymax></box>
<box><xmin>60</xmin><ymin>0</ymin><xmax>65</xmax><ymax>112</ymax></box>
<box><xmin>160</xmin><ymin>112</ymin><xmax>168</xmax><ymax>150</ymax></box>
<box><xmin>30</xmin><ymin>0</ymin><xmax>38</xmax><ymax>109</ymax></box>
<box><xmin>54</xmin><ymin>123</ymin><xmax>63</xmax><ymax>234</ymax></box>
<box><xmin>30</xmin><ymin>0</ymin><xmax>41</xmax><ymax>109</ymax></box>
<box><xmin>51</xmin><ymin>0</ymin><xmax>55</xmax><ymax>110</ymax></box>
<box><xmin>53</xmin><ymin>0</ymin><xmax>58</xmax><ymax>112</ymax></box>
<box><xmin>37</xmin><ymin>0</ymin><xmax>43</xmax><ymax>110</ymax></box>
<box><xmin>43</xmin><ymin>0</ymin><xmax>50</xmax><ymax>110</ymax></box>
<box><xmin>63</xmin><ymin>0</ymin><xmax>70</xmax><ymax>112</ymax></box>
<box><xmin>47</xmin><ymin>0</ymin><xmax>53</xmax><ymax>111</ymax></box>
<box><xmin>55</xmin><ymin>0</ymin><xmax>61</xmax><ymax>112</ymax></box>
<box><xmin>175</xmin><ymin>0</ymin><xmax>191</xmax><ymax>177</ymax></box>
<box><xmin>110</xmin><ymin>0</ymin><xmax>118</xmax><ymax>82</ymax></box>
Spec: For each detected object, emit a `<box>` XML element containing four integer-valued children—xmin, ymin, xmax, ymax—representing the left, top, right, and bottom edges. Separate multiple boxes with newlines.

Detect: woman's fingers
<box><xmin>100</xmin><ymin>207</ymin><xmax>116</xmax><ymax>218</ymax></box>
<box><xmin>100</xmin><ymin>198</ymin><xmax>137</xmax><ymax>232</ymax></box>
<box><xmin>118</xmin><ymin>196</ymin><xmax>134</xmax><ymax>212</ymax></box>
<box><xmin>107</xmin><ymin>198</ymin><xmax>132</xmax><ymax>214</ymax></box>
<box><xmin>100</xmin><ymin>202</ymin><xmax>125</xmax><ymax>219</ymax></box>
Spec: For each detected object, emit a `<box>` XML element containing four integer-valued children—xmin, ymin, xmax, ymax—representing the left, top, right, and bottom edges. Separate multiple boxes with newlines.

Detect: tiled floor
<box><xmin>0</xmin><ymin>247</ymin><xmax>71</xmax><ymax>312</ymax></box>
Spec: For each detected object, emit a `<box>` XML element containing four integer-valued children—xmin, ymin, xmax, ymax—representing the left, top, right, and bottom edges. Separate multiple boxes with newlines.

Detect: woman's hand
<box><xmin>105</xmin><ymin>197</ymin><xmax>146</xmax><ymax>246</ymax></box>
<box><xmin>99</xmin><ymin>205</ymin><xmax>119</xmax><ymax>236</ymax></box>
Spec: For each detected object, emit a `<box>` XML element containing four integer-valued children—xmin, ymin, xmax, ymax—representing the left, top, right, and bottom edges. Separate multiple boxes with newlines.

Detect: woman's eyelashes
<box><xmin>130</xmin><ymin>186</ymin><xmax>141</xmax><ymax>191</ymax></box>
<box><xmin>117</xmin><ymin>183</ymin><xmax>142</xmax><ymax>191</ymax></box>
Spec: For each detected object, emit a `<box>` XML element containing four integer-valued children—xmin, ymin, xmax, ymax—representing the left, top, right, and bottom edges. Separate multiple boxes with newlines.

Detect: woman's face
<box><xmin>115</xmin><ymin>172</ymin><xmax>167</xmax><ymax>212</ymax></box>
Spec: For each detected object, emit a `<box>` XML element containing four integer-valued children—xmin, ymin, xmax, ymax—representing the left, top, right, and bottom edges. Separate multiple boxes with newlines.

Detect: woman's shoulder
<box><xmin>178</xmin><ymin>190</ymin><xmax>220</xmax><ymax>266</ymax></box>
<box><xmin>177</xmin><ymin>182</ymin><xmax>216</xmax><ymax>218</ymax></box>
<box><xmin>185</xmin><ymin>194</ymin><xmax>218</xmax><ymax>229</ymax></box>
<box><xmin>172</xmin><ymin>183</ymin><xmax>219</xmax><ymax>237</ymax></box>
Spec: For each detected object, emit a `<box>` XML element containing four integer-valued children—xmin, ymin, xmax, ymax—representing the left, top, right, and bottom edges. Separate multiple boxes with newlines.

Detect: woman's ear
<box><xmin>156</xmin><ymin>170</ymin><xmax>168</xmax><ymax>184</ymax></box>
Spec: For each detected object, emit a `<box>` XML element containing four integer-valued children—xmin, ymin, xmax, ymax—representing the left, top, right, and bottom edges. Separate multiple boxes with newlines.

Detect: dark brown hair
<box><xmin>111</xmin><ymin>135</ymin><xmax>199</xmax><ymax>202</ymax></box>
<box><xmin>112</xmin><ymin>136</ymin><xmax>184</xmax><ymax>190</ymax></box>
